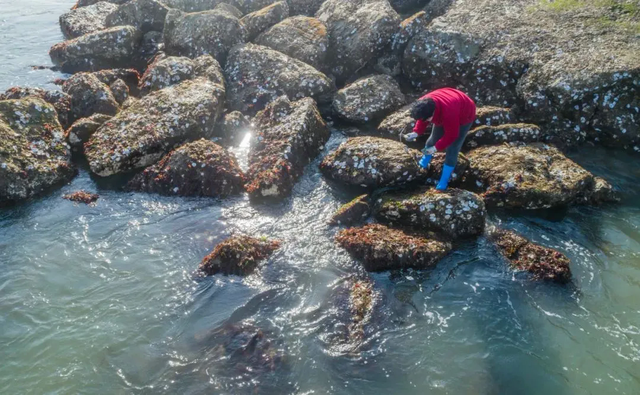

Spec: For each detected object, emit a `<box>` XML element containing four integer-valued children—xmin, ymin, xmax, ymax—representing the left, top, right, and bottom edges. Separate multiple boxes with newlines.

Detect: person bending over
<box><xmin>404</xmin><ymin>88</ymin><xmax>476</xmax><ymax>191</ymax></box>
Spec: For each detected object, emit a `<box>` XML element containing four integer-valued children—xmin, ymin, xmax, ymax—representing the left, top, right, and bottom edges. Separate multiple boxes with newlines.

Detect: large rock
<box><xmin>163</xmin><ymin>8</ymin><xmax>247</xmax><ymax>62</ymax></box>
<box><xmin>66</xmin><ymin>113</ymin><xmax>113</xmax><ymax>149</ymax></box>
<box><xmin>62</xmin><ymin>73</ymin><xmax>120</xmax><ymax>122</ymax></box>
<box><xmin>0</xmin><ymin>97</ymin><xmax>75</xmax><ymax>205</ymax></box>
<box><xmin>73</xmin><ymin>0</ymin><xmax>129</xmax><ymax>7</ymax></box>
<box><xmin>464</xmin><ymin>124</ymin><xmax>542</xmax><ymax>150</ymax></box>
<box><xmin>240</xmin><ymin>0</ymin><xmax>281</xmax><ymax>14</ymax></box>
<box><xmin>488</xmin><ymin>228</ymin><xmax>571</xmax><ymax>283</ymax></box>
<box><xmin>85</xmin><ymin>77</ymin><xmax>225</xmax><ymax>176</ymax></box>
<box><xmin>376</xmin><ymin>10</ymin><xmax>430</xmax><ymax>77</ymax></box>
<box><xmin>49</xmin><ymin>26</ymin><xmax>142</xmax><ymax>73</ymax></box>
<box><xmin>316</xmin><ymin>0</ymin><xmax>401</xmax><ymax>83</ymax></box>
<box><xmin>591</xmin><ymin>176</ymin><xmax>620</xmax><ymax>205</ymax></box>
<box><xmin>199</xmin><ymin>235</ymin><xmax>281</xmax><ymax>276</ymax></box>
<box><xmin>375</xmin><ymin>187</ymin><xmax>486</xmax><ymax>239</ymax></box>
<box><xmin>255</xmin><ymin>16</ymin><xmax>328</xmax><ymax>70</ymax></box>
<box><xmin>138</xmin><ymin>55</ymin><xmax>225</xmax><ymax>95</ymax></box>
<box><xmin>225</xmin><ymin>43</ymin><xmax>334</xmax><ymax>114</ymax></box>
<box><xmin>162</xmin><ymin>0</ymin><xmax>243</xmax><ymax>12</ymax></box>
<box><xmin>320</xmin><ymin>136</ymin><xmax>425</xmax><ymax>189</ymax></box>
<box><xmin>240</xmin><ymin>1</ymin><xmax>289</xmax><ymax>40</ymax></box>
<box><xmin>329</xmin><ymin>194</ymin><xmax>371</xmax><ymax>226</ymax></box>
<box><xmin>402</xmin><ymin>0</ymin><xmax>640</xmax><ymax>152</ymax></box>
<box><xmin>128</xmin><ymin>139</ymin><xmax>245</xmax><ymax>196</ymax></box>
<box><xmin>462</xmin><ymin>143</ymin><xmax>598</xmax><ymax>209</ymax></box>
<box><xmin>105</xmin><ymin>0</ymin><xmax>169</xmax><ymax>34</ymax></box>
<box><xmin>59</xmin><ymin>1</ymin><xmax>118</xmax><ymax>39</ymax></box>
<box><xmin>376</xmin><ymin>105</ymin><xmax>414</xmax><ymax>139</ymax></box>
<box><xmin>289</xmin><ymin>0</ymin><xmax>324</xmax><ymax>16</ymax></box>
<box><xmin>0</xmin><ymin>87</ymin><xmax>73</xmax><ymax>129</ymax></box>
<box><xmin>474</xmin><ymin>106</ymin><xmax>514</xmax><ymax>128</ymax></box>
<box><xmin>245</xmin><ymin>96</ymin><xmax>329</xmax><ymax>199</ymax></box>
<box><xmin>336</xmin><ymin>224</ymin><xmax>451</xmax><ymax>272</ymax></box>
<box><xmin>333</xmin><ymin>74</ymin><xmax>405</xmax><ymax>123</ymax></box>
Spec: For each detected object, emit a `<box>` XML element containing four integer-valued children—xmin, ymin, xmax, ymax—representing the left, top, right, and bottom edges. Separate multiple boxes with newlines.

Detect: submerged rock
<box><xmin>336</xmin><ymin>224</ymin><xmax>451</xmax><ymax>272</ymax></box>
<box><xmin>105</xmin><ymin>0</ymin><xmax>169</xmax><ymax>34</ymax></box>
<box><xmin>333</xmin><ymin>75</ymin><xmax>406</xmax><ymax>124</ymax></box>
<box><xmin>375</xmin><ymin>187</ymin><xmax>486</xmax><ymax>240</ymax></box>
<box><xmin>488</xmin><ymin>228</ymin><xmax>571</xmax><ymax>283</ymax></box>
<box><xmin>128</xmin><ymin>139</ymin><xmax>245</xmax><ymax>197</ymax></box>
<box><xmin>464</xmin><ymin>124</ymin><xmax>542</xmax><ymax>150</ymax></box>
<box><xmin>329</xmin><ymin>194</ymin><xmax>371</xmax><ymax>226</ymax></box>
<box><xmin>320</xmin><ymin>136</ymin><xmax>424</xmax><ymax>189</ymax></box>
<box><xmin>254</xmin><ymin>16</ymin><xmax>328</xmax><ymax>70</ymax></box>
<box><xmin>215</xmin><ymin>111</ymin><xmax>251</xmax><ymax>145</ymax></box>
<box><xmin>376</xmin><ymin>105</ymin><xmax>414</xmax><ymax>139</ymax></box>
<box><xmin>138</xmin><ymin>55</ymin><xmax>225</xmax><ymax>95</ymax></box>
<box><xmin>240</xmin><ymin>1</ymin><xmax>289</xmax><ymax>40</ymax></box>
<box><xmin>49</xmin><ymin>25</ymin><xmax>142</xmax><ymax>73</ymax></box>
<box><xmin>62</xmin><ymin>190</ymin><xmax>100</xmax><ymax>205</ymax></box>
<box><xmin>65</xmin><ymin>113</ymin><xmax>113</xmax><ymax>149</ymax></box>
<box><xmin>59</xmin><ymin>1</ymin><xmax>118</xmax><ymax>39</ymax></box>
<box><xmin>85</xmin><ymin>77</ymin><xmax>225</xmax><ymax>176</ymax></box>
<box><xmin>0</xmin><ymin>97</ymin><xmax>74</xmax><ymax>205</ymax></box>
<box><xmin>0</xmin><ymin>87</ymin><xmax>73</xmax><ymax>129</ymax></box>
<box><xmin>62</xmin><ymin>73</ymin><xmax>120</xmax><ymax>122</ymax></box>
<box><xmin>245</xmin><ymin>96</ymin><xmax>329</xmax><ymax>200</ymax></box>
<box><xmin>199</xmin><ymin>235</ymin><xmax>281</xmax><ymax>276</ymax></box>
<box><xmin>348</xmin><ymin>278</ymin><xmax>375</xmax><ymax>342</ymax></box>
<box><xmin>164</xmin><ymin>8</ymin><xmax>247</xmax><ymax>62</ymax></box>
<box><xmin>225</xmin><ymin>43</ymin><xmax>334</xmax><ymax>115</ymax></box>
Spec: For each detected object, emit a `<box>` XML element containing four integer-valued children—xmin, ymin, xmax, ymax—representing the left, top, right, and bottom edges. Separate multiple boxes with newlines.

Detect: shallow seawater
<box><xmin>1</xmin><ymin>1</ymin><xmax>640</xmax><ymax>394</ymax></box>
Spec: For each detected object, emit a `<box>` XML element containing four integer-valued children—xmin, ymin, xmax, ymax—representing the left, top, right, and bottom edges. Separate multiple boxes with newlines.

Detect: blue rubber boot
<box><xmin>436</xmin><ymin>164</ymin><xmax>455</xmax><ymax>190</ymax></box>
<box><xmin>419</xmin><ymin>154</ymin><xmax>433</xmax><ymax>169</ymax></box>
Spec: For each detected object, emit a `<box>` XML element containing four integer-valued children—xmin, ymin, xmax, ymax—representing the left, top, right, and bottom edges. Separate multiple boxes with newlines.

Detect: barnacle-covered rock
<box><xmin>320</xmin><ymin>136</ymin><xmax>425</xmax><ymax>189</ymax></box>
<box><xmin>59</xmin><ymin>1</ymin><xmax>118</xmax><ymax>39</ymax></box>
<box><xmin>375</xmin><ymin>187</ymin><xmax>486</xmax><ymax>240</ymax></box>
<box><xmin>109</xmin><ymin>79</ymin><xmax>129</xmax><ymax>105</ymax></box>
<box><xmin>590</xmin><ymin>176</ymin><xmax>620</xmax><ymax>205</ymax></box>
<box><xmin>105</xmin><ymin>0</ymin><xmax>169</xmax><ymax>34</ymax></box>
<box><xmin>85</xmin><ymin>77</ymin><xmax>225</xmax><ymax>176</ymax></box>
<box><xmin>289</xmin><ymin>0</ymin><xmax>324</xmax><ymax>16</ymax></box>
<box><xmin>128</xmin><ymin>139</ymin><xmax>245</xmax><ymax>197</ymax></box>
<box><xmin>389</xmin><ymin>0</ymin><xmax>429</xmax><ymax>13</ymax></box>
<box><xmin>0</xmin><ymin>87</ymin><xmax>73</xmax><ymax>129</ymax></box>
<box><xmin>63</xmin><ymin>73</ymin><xmax>120</xmax><ymax>122</ymax></box>
<box><xmin>65</xmin><ymin>113</ymin><xmax>113</xmax><ymax>149</ymax></box>
<box><xmin>246</xmin><ymin>96</ymin><xmax>329</xmax><ymax>200</ymax></box>
<box><xmin>164</xmin><ymin>8</ymin><xmax>247</xmax><ymax>62</ymax></box>
<box><xmin>316</xmin><ymin>0</ymin><xmax>401</xmax><ymax>83</ymax></box>
<box><xmin>424</xmin><ymin>152</ymin><xmax>469</xmax><ymax>187</ymax></box>
<box><xmin>333</xmin><ymin>75</ymin><xmax>406</xmax><ymax>124</ymax></box>
<box><xmin>73</xmin><ymin>0</ymin><xmax>129</xmax><ymax>7</ymax></box>
<box><xmin>63</xmin><ymin>190</ymin><xmax>99</xmax><ymax>205</ymax></box>
<box><xmin>199</xmin><ymin>235</ymin><xmax>281</xmax><ymax>276</ymax></box>
<box><xmin>254</xmin><ymin>16</ymin><xmax>328</xmax><ymax>70</ymax></box>
<box><xmin>376</xmin><ymin>105</ymin><xmax>414</xmax><ymax>139</ymax></box>
<box><xmin>92</xmin><ymin>68</ymin><xmax>141</xmax><ymax>95</ymax></box>
<box><xmin>374</xmin><ymin>11</ymin><xmax>430</xmax><ymax>77</ymax></box>
<box><xmin>135</xmin><ymin>30</ymin><xmax>164</xmax><ymax>69</ymax></box>
<box><xmin>162</xmin><ymin>0</ymin><xmax>242</xmax><ymax>13</ymax></box>
<box><xmin>215</xmin><ymin>111</ymin><xmax>251</xmax><ymax>145</ymax></box>
<box><xmin>240</xmin><ymin>0</ymin><xmax>281</xmax><ymax>14</ymax></box>
<box><xmin>224</xmin><ymin>43</ymin><xmax>334</xmax><ymax>115</ymax></box>
<box><xmin>488</xmin><ymin>228</ymin><xmax>571</xmax><ymax>283</ymax></box>
<box><xmin>0</xmin><ymin>97</ymin><xmax>75</xmax><ymax>205</ymax></box>
<box><xmin>474</xmin><ymin>106</ymin><xmax>514</xmax><ymax>128</ymax></box>
<box><xmin>462</xmin><ymin>143</ymin><xmax>596</xmax><ymax>209</ymax></box>
<box><xmin>138</xmin><ymin>55</ymin><xmax>225</xmax><ymax>95</ymax></box>
<box><xmin>240</xmin><ymin>1</ymin><xmax>289</xmax><ymax>40</ymax></box>
<box><xmin>329</xmin><ymin>194</ymin><xmax>371</xmax><ymax>226</ymax></box>
<box><xmin>464</xmin><ymin>124</ymin><xmax>542</xmax><ymax>150</ymax></box>
<box><xmin>336</xmin><ymin>224</ymin><xmax>451</xmax><ymax>272</ymax></box>
<box><xmin>49</xmin><ymin>25</ymin><xmax>142</xmax><ymax>73</ymax></box>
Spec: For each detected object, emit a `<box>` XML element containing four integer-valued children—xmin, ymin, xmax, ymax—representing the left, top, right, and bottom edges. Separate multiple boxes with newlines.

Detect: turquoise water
<box><xmin>1</xmin><ymin>1</ymin><xmax>640</xmax><ymax>394</ymax></box>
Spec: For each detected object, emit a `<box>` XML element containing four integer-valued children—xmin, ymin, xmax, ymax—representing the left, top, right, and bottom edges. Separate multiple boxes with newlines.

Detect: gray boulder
<box><xmin>62</xmin><ymin>73</ymin><xmax>120</xmax><ymax>122</ymax></box>
<box><xmin>333</xmin><ymin>74</ymin><xmax>406</xmax><ymax>123</ymax></box>
<box><xmin>255</xmin><ymin>16</ymin><xmax>328</xmax><ymax>70</ymax></box>
<box><xmin>138</xmin><ymin>55</ymin><xmax>225</xmax><ymax>95</ymax></box>
<box><xmin>224</xmin><ymin>43</ymin><xmax>334</xmax><ymax>114</ymax></box>
<box><xmin>0</xmin><ymin>97</ymin><xmax>75</xmax><ymax>205</ymax></box>
<box><xmin>163</xmin><ymin>8</ymin><xmax>247</xmax><ymax>62</ymax></box>
<box><xmin>389</xmin><ymin>0</ymin><xmax>429</xmax><ymax>13</ymax></box>
<box><xmin>105</xmin><ymin>0</ymin><xmax>169</xmax><ymax>34</ymax></box>
<box><xmin>0</xmin><ymin>87</ymin><xmax>73</xmax><ymax>129</ymax></box>
<box><xmin>161</xmin><ymin>0</ymin><xmax>242</xmax><ymax>12</ymax></box>
<box><xmin>85</xmin><ymin>77</ymin><xmax>225</xmax><ymax>176</ymax></box>
<box><xmin>65</xmin><ymin>113</ymin><xmax>113</xmax><ymax>149</ymax></box>
<box><xmin>320</xmin><ymin>136</ymin><xmax>425</xmax><ymax>189</ymax></box>
<box><xmin>464</xmin><ymin>124</ymin><xmax>542</xmax><ymax>150</ymax></box>
<box><xmin>240</xmin><ymin>1</ymin><xmax>289</xmax><ymax>40</ymax></box>
<box><xmin>49</xmin><ymin>25</ymin><xmax>142</xmax><ymax>73</ymax></box>
<box><xmin>59</xmin><ymin>1</ymin><xmax>118</xmax><ymax>39</ymax></box>
<box><xmin>289</xmin><ymin>0</ymin><xmax>325</xmax><ymax>16</ymax></box>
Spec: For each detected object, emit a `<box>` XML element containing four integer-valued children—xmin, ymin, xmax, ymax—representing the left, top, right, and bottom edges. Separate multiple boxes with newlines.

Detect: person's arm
<box><xmin>413</xmin><ymin>119</ymin><xmax>430</xmax><ymax>135</ymax></box>
<box><xmin>434</xmin><ymin>118</ymin><xmax>459</xmax><ymax>151</ymax></box>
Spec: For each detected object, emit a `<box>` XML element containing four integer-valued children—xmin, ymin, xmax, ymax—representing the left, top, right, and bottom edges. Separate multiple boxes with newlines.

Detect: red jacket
<box><xmin>413</xmin><ymin>88</ymin><xmax>476</xmax><ymax>151</ymax></box>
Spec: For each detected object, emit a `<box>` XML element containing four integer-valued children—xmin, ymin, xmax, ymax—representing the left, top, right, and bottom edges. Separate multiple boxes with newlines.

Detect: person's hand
<box><xmin>403</xmin><ymin>132</ymin><xmax>419</xmax><ymax>142</ymax></box>
<box><xmin>422</xmin><ymin>146</ymin><xmax>437</xmax><ymax>156</ymax></box>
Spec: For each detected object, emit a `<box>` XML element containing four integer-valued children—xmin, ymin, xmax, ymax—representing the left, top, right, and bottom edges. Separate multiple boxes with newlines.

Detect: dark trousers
<box><xmin>426</xmin><ymin>122</ymin><xmax>473</xmax><ymax>167</ymax></box>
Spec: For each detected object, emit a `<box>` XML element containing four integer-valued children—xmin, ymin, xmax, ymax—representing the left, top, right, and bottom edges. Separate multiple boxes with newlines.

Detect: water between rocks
<box><xmin>1</xmin><ymin>1</ymin><xmax>639</xmax><ymax>394</ymax></box>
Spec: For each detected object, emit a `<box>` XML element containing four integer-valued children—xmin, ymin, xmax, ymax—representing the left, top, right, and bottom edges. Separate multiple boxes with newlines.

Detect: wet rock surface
<box><xmin>62</xmin><ymin>190</ymin><xmax>100</xmax><ymax>205</ymax></box>
<box><xmin>62</xmin><ymin>73</ymin><xmax>120</xmax><ymax>122</ymax></box>
<box><xmin>245</xmin><ymin>96</ymin><xmax>329</xmax><ymax>200</ymax></box>
<box><xmin>488</xmin><ymin>228</ymin><xmax>572</xmax><ymax>283</ymax></box>
<box><xmin>240</xmin><ymin>1</ymin><xmax>289</xmax><ymax>40</ymax></box>
<box><xmin>65</xmin><ymin>113</ymin><xmax>113</xmax><ymax>149</ymax></box>
<box><xmin>462</xmin><ymin>144</ymin><xmax>598</xmax><ymax>209</ymax></box>
<box><xmin>199</xmin><ymin>235</ymin><xmax>281</xmax><ymax>276</ymax></box>
<box><xmin>255</xmin><ymin>16</ymin><xmax>328</xmax><ymax>70</ymax></box>
<box><xmin>59</xmin><ymin>1</ymin><xmax>118</xmax><ymax>39</ymax></box>
<box><xmin>73</xmin><ymin>0</ymin><xmax>129</xmax><ymax>7</ymax></box>
<box><xmin>336</xmin><ymin>224</ymin><xmax>451</xmax><ymax>272</ymax></box>
<box><xmin>333</xmin><ymin>74</ymin><xmax>406</xmax><ymax>124</ymax></box>
<box><xmin>224</xmin><ymin>43</ymin><xmax>333</xmax><ymax>115</ymax></box>
<box><xmin>85</xmin><ymin>77</ymin><xmax>225</xmax><ymax>176</ymax></box>
<box><xmin>138</xmin><ymin>55</ymin><xmax>224</xmax><ymax>95</ymax></box>
<box><xmin>105</xmin><ymin>0</ymin><xmax>169</xmax><ymax>34</ymax></box>
<box><xmin>320</xmin><ymin>136</ymin><xmax>424</xmax><ymax>189</ymax></box>
<box><xmin>128</xmin><ymin>139</ymin><xmax>245</xmax><ymax>197</ymax></box>
<box><xmin>329</xmin><ymin>194</ymin><xmax>371</xmax><ymax>226</ymax></box>
<box><xmin>0</xmin><ymin>97</ymin><xmax>74</xmax><ymax>205</ymax></box>
<box><xmin>375</xmin><ymin>187</ymin><xmax>486</xmax><ymax>240</ymax></box>
<box><xmin>0</xmin><ymin>87</ymin><xmax>73</xmax><ymax>129</ymax></box>
<box><xmin>215</xmin><ymin>111</ymin><xmax>251</xmax><ymax>145</ymax></box>
<box><xmin>49</xmin><ymin>25</ymin><xmax>142</xmax><ymax>73</ymax></box>
<box><xmin>464</xmin><ymin>124</ymin><xmax>542</xmax><ymax>150</ymax></box>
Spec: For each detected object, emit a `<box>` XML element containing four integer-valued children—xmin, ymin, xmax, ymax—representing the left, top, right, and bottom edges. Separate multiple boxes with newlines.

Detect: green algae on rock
<box><xmin>329</xmin><ymin>194</ymin><xmax>371</xmax><ymax>226</ymax></box>
<box><xmin>199</xmin><ymin>235</ymin><xmax>281</xmax><ymax>276</ymax></box>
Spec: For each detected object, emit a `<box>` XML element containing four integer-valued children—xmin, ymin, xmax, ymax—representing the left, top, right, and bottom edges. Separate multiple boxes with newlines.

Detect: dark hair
<box><xmin>410</xmin><ymin>98</ymin><xmax>436</xmax><ymax>120</ymax></box>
